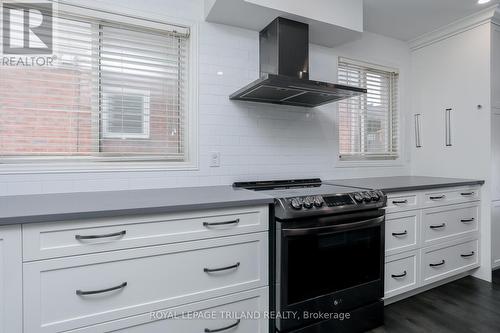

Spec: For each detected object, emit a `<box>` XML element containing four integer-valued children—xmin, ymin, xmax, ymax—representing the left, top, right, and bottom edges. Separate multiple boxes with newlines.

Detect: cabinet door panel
<box><xmin>0</xmin><ymin>225</ymin><xmax>22</xmax><ymax>333</ymax></box>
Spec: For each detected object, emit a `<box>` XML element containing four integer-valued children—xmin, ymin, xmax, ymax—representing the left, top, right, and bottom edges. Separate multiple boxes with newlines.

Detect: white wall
<box><xmin>0</xmin><ymin>0</ymin><xmax>411</xmax><ymax>195</ymax></box>
<box><xmin>410</xmin><ymin>23</ymin><xmax>492</xmax><ymax>280</ymax></box>
<box><xmin>245</xmin><ymin>0</ymin><xmax>363</xmax><ymax>32</ymax></box>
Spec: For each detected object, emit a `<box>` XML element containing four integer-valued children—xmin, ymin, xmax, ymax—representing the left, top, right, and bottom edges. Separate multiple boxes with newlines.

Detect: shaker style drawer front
<box><xmin>386</xmin><ymin>193</ymin><xmax>419</xmax><ymax>213</ymax></box>
<box><xmin>422</xmin><ymin>203</ymin><xmax>479</xmax><ymax>246</ymax></box>
<box><xmin>23</xmin><ymin>206</ymin><xmax>268</xmax><ymax>261</ymax></box>
<box><xmin>422</xmin><ymin>238</ymin><xmax>479</xmax><ymax>285</ymax></box>
<box><xmin>385</xmin><ymin>211</ymin><xmax>420</xmax><ymax>256</ymax></box>
<box><xmin>65</xmin><ymin>288</ymin><xmax>269</xmax><ymax>333</ymax></box>
<box><xmin>385</xmin><ymin>251</ymin><xmax>419</xmax><ymax>299</ymax></box>
<box><xmin>23</xmin><ymin>233</ymin><xmax>268</xmax><ymax>333</ymax></box>
<box><xmin>422</xmin><ymin>187</ymin><xmax>480</xmax><ymax>207</ymax></box>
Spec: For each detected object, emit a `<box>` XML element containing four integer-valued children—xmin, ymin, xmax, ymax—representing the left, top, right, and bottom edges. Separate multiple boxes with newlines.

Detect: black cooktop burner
<box><xmin>233</xmin><ymin>178</ymin><xmax>322</xmax><ymax>191</ymax></box>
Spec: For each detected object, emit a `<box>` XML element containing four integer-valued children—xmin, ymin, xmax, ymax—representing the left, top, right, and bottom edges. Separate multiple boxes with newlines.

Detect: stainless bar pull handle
<box><xmin>415</xmin><ymin>114</ymin><xmax>422</xmax><ymax>148</ymax></box>
<box><xmin>430</xmin><ymin>223</ymin><xmax>446</xmax><ymax>229</ymax></box>
<box><xmin>430</xmin><ymin>195</ymin><xmax>446</xmax><ymax>200</ymax></box>
<box><xmin>392</xmin><ymin>230</ymin><xmax>408</xmax><ymax>237</ymax></box>
<box><xmin>461</xmin><ymin>192</ymin><xmax>475</xmax><ymax>196</ymax></box>
<box><xmin>76</xmin><ymin>282</ymin><xmax>127</xmax><ymax>296</ymax></box>
<box><xmin>205</xmin><ymin>320</ymin><xmax>241</xmax><ymax>333</ymax></box>
<box><xmin>203</xmin><ymin>219</ymin><xmax>240</xmax><ymax>228</ymax></box>
<box><xmin>445</xmin><ymin>108</ymin><xmax>452</xmax><ymax>146</ymax></box>
<box><xmin>204</xmin><ymin>262</ymin><xmax>240</xmax><ymax>273</ymax></box>
<box><xmin>75</xmin><ymin>230</ymin><xmax>126</xmax><ymax>240</ymax></box>
<box><xmin>461</xmin><ymin>218</ymin><xmax>475</xmax><ymax>223</ymax></box>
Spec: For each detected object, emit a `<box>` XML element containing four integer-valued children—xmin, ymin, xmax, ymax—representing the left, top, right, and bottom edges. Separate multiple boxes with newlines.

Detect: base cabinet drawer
<box><xmin>65</xmin><ymin>288</ymin><xmax>269</xmax><ymax>333</ymax></box>
<box><xmin>23</xmin><ymin>233</ymin><xmax>268</xmax><ymax>333</ymax></box>
<box><xmin>384</xmin><ymin>251</ymin><xmax>419</xmax><ymax>299</ymax></box>
<box><xmin>385</xmin><ymin>211</ymin><xmax>420</xmax><ymax>256</ymax></box>
<box><xmin>422</xmin><ymin>203</ymin><xmax>479</xmax><ymax>246</ymax></box>
<box><xmin>422</xmin><ymin>238</ymin><xmax>479</xmax><ymax>285</ymax></box>
<box><xmin>23</xmin><ymin>206</ymin><xmax>269</xmax><ymax>261</ymax></box>
<box><xmin>385</xmin><ymin>193</ymin><xmax>419</xmax><ymax>213</ymax></box>
<box><xmin>422</xmin><ymin>187</ymin><xmax>480</xmax><ymax>207</ymax></box>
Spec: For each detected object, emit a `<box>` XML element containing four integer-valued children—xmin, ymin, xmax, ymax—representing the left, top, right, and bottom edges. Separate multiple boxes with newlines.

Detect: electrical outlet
<box><xmin>210</xmin><ymin>152</ymin><xmax>220</xmax><ymax>167</ymax></box>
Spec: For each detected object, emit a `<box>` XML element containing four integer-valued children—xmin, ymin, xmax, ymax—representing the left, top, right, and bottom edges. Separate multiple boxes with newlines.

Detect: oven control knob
<box><xmin>363</xmin><ymin>192</ymin><xmax>372</xmax><ymax>202</ymax></box>
<box><xmin>290</xmin><ymin>198</ymin><xmax>303</xmax><ymax>210</ymax></box>
<box><xmin>353</xmin><ymin>193</ymin><xmax>364</xmax><ymax>203</ymax></box>
<box><xmin>370</xmin><ymin>191</ymin><xmax>381</xmax><ymax>201</ymax></box>
<box><xmin>302</xmin><ymin>197</ymin><xmax>313</xmax><ymax>209</ymax></box>
<box><xmin>313</xmin><ymin>196</ymin><xmax>324</xmax><ymax>207</ymax></box>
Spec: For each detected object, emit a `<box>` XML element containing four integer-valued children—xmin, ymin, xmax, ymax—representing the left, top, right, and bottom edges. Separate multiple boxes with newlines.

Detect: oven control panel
<box><xmin>275</xmin><ymin>191</ymin><xmax>386</xmax><ymax>220</ymax></box>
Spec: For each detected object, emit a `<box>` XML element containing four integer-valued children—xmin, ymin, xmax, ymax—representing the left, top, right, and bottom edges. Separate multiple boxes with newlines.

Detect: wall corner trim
<box><xmin>409</xmin><ymin>4</ymin><xmax>499</xmax><ymax>51</ymax></box>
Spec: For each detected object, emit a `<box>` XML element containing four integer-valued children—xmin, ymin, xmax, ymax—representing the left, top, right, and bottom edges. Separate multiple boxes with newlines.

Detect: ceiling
<box><xmin>363</xmin><ymin>0</ymin><xmax>499</xmax><ymax>41</ymax></box>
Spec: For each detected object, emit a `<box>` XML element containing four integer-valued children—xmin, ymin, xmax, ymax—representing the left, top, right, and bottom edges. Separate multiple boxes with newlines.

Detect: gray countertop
<box><xmin>0</xmin><ymin>186</ymin><xmax>274</xmax><ymax>225</ymax></box>
<box><xmin>0</xmin><ymin>176</ymin><xmax>485</xmax><ymax>225</ymax></box>
<box><xmin>325</xmin><ymin>176</ymin><xmax>484</xmax><ymax>193</ymax></box>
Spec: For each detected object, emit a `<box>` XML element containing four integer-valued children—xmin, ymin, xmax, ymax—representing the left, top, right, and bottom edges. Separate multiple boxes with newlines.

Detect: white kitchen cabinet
<box><xmin>64</xmin><ymin>287</ymin><xmax>269</xmax><ymax>333</ymax></box>
<box><xmin>384</xmin><ymin>250</ymin><xmax>420</xmax><ymax>299</ymax></box>
<box><xmin>23</xmin><ymin>205</ymin><xmax>270</xmax><ymax>333</ymax></box>
<box><xmin>23</xmin><ymin>205</ymin><xmax>268</xmax><ymax>261</ymax></box>
<box><xmin>0</xmin><ymin>225</ymin><xmax>23</xmax><ymax>333</ymax></box>
<box><xmin>492</xmin><ymin>201</ymin><xmax>500</xmax><ymax>269</ymax></box>
<box><xmin>385</xmin><ymin>211</ymin><xmax>420</xmax><ymax>256</ymax></box>
<box><xmin>384</xmin><ymin>186</ymin><xmax>481</xmax><ymax>300</ymax></box>
<box><xmin>422</xmin><ymin>237</ymin><xmax>479</xmax><ymax>285</ymax></box>
<box><xmin>411</xmin><ymin>23</ymin><xmax>491</xmax><ymax>178</ymax></box>
<box><xmin>492</xmin><ymin>111</ymin><xmax>500</xmax><ymax>201</ymax></box>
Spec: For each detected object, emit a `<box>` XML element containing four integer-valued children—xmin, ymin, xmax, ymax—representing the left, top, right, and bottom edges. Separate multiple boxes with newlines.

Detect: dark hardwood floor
<box><xmin>369</xmin><ymin>270</ymin><xmax>500</xmax><ymax>333</ymax></box>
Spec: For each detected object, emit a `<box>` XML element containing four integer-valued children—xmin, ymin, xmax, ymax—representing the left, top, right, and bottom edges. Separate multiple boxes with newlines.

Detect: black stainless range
<box><xmin>234</xmin><ymin>179</ymin><xmax>387</xmax><ymax>333</ymax></box>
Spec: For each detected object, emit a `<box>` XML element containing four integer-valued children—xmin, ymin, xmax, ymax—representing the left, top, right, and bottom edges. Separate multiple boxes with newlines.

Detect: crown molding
<box><xmin>409</xmin><ymin>4</ymin><xmax>499</xmax><ymax>51</ymax></box>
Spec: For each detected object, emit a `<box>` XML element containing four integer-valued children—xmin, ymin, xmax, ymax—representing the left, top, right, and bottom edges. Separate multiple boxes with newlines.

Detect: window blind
<box><xmin>337</xmin><ymin>58</ymin><xmax>399</xmax><ymax>160</ymax></box>
<box><xmin>0</xmin><ymin>10</ymin><xmax>190</xmax><ymax>162</ymax></box>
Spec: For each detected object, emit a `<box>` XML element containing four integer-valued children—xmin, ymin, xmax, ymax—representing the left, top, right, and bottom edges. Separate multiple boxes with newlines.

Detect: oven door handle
<box><xmin>282</xmin><ymin>215</ymin><xmax>384</xmax><ymax>236</ymax></box>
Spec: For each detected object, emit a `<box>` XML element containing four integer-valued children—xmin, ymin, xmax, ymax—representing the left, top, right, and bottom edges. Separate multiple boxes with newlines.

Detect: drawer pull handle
<box><xmin>392</xmin><ymin>200</ymin><xmax>408</xmax><ymax>205</ymax></box>
<box><xmin>430</xmin><ymin>260</ymin><xmax>446</xmax><ymax>267</ymax></box>
<box><xmin>461</xmin><ymin>251</ymin><xmax>475</xmax><ymax>258</ymax></box>
<box><xmin>430</xmin><ymin>223</ymin><xmax>446</xmax><ymax>229</ymax></box>
<box><xmin>430</xmin><ymin>195</ymin><xmax>446</xmax><ymax>200</ymax></box>
<box><xmin>205</xmin><ymin>319</ymin><xmax>241</xmax><ymax>333</ymax></box>
<box><xmin>392</xmin><ymin>230</ymin><xmax>408</xmax><ymax>237</ymax></box>
<box><xmin>204</xmin><ymin>262</ymin><xmax>240</xmax><ymax>273</ymax></box>
<box><xmin>461</xmin><ymin>192</ymin><xmax>475</xmax><ymax>196</ymax></box>
<box><xmin>391</xmin><ymin>271</ymin><xmax>407</xmax><ymax>278</ymax></box>
<box><xmin>75</xmin><ymin>230</ymin><xmax>126</xmax><ymax>240</ymax></box>
<box><xmin>203</xmin><ymin>219</ymin><xmax>240</xmax><ymax>228</ymax></box>
<box><xmin>461</xmin><ymin>218</ymin><xmax>475</xmax><ymax>223</ymax></box>
<box><xmin>76</xmin><ymin>282</ymin><xmax>127</xmax><ymax>296</ymax></box>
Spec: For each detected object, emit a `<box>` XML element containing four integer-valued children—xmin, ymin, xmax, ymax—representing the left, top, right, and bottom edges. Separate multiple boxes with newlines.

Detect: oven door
<box><xmin>275</xmin><ymin>209</ymin><xmax>385</xmax><ymax>332</ymax></box>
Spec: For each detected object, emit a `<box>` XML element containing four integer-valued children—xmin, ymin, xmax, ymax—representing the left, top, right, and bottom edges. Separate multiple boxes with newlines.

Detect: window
<box><xmin>0</xmin><ymin>8</ymin><xmax>191</xmax><ymax>165</ymax></box>
<box><xmin>337</xmin><ymin>57</ymin><xmax>399</xmax><ymax>161</ymax></box>
<box><xmin>102</xmin><ymin>91</ymin><xmax>150</xmax><ymax>139</ymax></box>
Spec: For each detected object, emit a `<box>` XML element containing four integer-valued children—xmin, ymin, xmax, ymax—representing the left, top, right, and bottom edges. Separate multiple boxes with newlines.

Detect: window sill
<box><xmin>335</xmin><ymin>159</ymin><xmax>405</xmax><ymax>168</ymax></box>
<box><xmin>0</xmin><ymin>161</ymin><xmax>199</xmax><ymax>174</ymax></box>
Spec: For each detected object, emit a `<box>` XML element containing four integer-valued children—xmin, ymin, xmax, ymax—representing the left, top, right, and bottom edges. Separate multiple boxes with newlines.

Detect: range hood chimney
<box><xmin>230</xmin><ymin>17</ymin><xmax>366</xmax><ymax>107</ymax></box>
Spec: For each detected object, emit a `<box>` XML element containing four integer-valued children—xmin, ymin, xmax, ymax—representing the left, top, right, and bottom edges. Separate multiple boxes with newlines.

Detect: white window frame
<box><xmin>0</xmin><ymin>3</ymin><xmax>199</xmax><ymax>174</ymax></box>
<box><xmin>101</xmin><ymin>90</ymin><xmax>151</xmax><ymax>139</ymax></box>
<box><xmin>336</xmin><ymin>57</ymin><xmax>400</xmax><ymax>166</ymax></box>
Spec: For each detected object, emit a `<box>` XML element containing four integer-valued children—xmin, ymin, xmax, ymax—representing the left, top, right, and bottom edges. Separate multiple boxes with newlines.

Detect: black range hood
<box><xmin>230</xmin><ymin>17</ymin><xmax>366</xmax><ymax>107</ymax></box>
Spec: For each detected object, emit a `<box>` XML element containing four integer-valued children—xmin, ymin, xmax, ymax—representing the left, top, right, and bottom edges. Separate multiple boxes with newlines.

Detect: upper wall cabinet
<box><xmin>204</xmin><ymin>0</ymin><xmax>363</xmax><ymax>47</ymax></box>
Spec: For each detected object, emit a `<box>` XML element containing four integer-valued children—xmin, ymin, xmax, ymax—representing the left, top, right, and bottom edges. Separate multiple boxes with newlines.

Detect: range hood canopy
<box><xmin>229</xmin><ymin>17</ymin><xmax>366</xmax><ymax>107</ymax></box>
